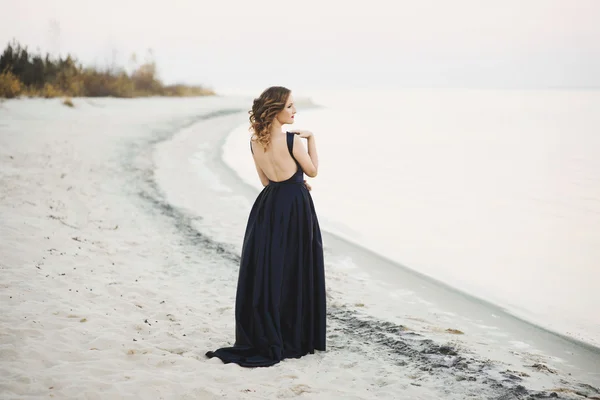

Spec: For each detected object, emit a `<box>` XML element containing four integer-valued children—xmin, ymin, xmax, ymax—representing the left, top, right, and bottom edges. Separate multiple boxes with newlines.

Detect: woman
<box><xmin>206</xmin><ymin>86</ymin><xmax>326</xmax><ymax>367</ymax></box>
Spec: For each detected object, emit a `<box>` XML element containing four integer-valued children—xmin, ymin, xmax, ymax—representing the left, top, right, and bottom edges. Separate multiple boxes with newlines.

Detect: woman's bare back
<box><xmin>251</xmin><ymin>132</ymin><xmax>298</xmax><ymax>183</ymax></box>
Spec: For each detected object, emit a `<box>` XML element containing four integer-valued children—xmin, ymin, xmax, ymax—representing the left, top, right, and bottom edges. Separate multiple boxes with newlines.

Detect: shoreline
<box><xmin>221</xmin><ymin>113</ymin><xmax>600</xmax><ymax>354</ymax></box>
<box><xmin>1</xmin><ymin>97</ymin><xmax>599</xmax><ymax>399</ymax></box>
<box><xmin>152</xmin><ymin>102</ymin><xmax>600</xmax><ymax>394</ymax></box>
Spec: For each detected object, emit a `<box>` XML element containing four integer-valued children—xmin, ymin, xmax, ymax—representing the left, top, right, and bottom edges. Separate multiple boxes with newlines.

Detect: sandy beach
<box><xmin>1</xmin><ymin>97</ymin><xmax>599</xmax><ymax>399</ymax></box>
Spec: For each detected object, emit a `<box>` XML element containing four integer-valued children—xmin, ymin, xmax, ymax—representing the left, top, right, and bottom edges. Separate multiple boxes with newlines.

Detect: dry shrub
<box><xmin>1</xmin><ymin>40</ymin><xmax>215</xmax><ymax>99</ymax></box>
<box><xmin>0</xmin><ymin>70</ymin><xmax>22</xmax><ymax>98</ymax></box>
<box><xmin>41</xmin><ymin>83</ymin><xmax>63</xmax><ymax>98</ymax></box>
<box><xmin>163</xmin><ymin>84</ymin><xmax>215</xmax><ymax>97</ymax></box>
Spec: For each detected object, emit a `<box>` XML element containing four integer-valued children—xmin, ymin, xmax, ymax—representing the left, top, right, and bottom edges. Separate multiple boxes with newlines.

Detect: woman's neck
<box><xmin>269</xmin><ymin>121</ymin><xmax>284</xmax><ymax>136</ymax></box>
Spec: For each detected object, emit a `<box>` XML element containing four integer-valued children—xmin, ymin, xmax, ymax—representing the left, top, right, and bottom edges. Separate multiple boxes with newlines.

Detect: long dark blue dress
<box><xmin>206</xmin><ymin>132</ymin><xmax>326</xmax><ymax>367</ymax></box>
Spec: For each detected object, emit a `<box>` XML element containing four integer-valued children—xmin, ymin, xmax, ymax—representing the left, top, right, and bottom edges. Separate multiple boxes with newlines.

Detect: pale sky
<box><xmin>2</xmin><ymin>0</ymin><xmax>599</xmax><ymax>92</ymax></box>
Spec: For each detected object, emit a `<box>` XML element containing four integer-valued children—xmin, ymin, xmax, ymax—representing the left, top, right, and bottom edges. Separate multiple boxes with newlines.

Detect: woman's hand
<box><xmin>304</xmin><ymin>180</ymin><xmax>312</xmax><ymax>191</ymax></box>
<box><xmin>293</xmin><ymin>130</ymin><xmax>313</xmax><ymax>139</ymax></box>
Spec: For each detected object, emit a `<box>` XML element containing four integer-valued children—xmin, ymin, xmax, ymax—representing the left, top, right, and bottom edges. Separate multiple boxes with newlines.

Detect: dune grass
<box><xmin>0</xmin><ymin>40</ymin><xmax>214</xmax><ymax>99</ymax></box>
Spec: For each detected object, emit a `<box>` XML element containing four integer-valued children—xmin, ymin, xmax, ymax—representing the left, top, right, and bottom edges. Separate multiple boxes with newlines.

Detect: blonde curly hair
<box><xmin>248</xmin><ymin>86</ymin><xmax>291</xmax><ymax>150</ymax></box>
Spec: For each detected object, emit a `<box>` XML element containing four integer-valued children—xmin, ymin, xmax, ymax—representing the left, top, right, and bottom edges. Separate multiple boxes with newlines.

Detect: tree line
<box><xmin>0</xmin><ymin>40</ymin><xmax>214</xmax><ymax>99</ymax></box>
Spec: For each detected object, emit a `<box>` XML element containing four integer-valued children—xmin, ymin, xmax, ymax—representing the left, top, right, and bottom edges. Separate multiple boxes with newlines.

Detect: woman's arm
<box><xmin>292</xmin><ymin>131</ymin><xmax>319</xmax><ymax>178</ymax></box>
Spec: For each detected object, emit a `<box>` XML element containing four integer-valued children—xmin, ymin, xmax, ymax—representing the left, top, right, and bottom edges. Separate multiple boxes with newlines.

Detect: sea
<box><xmin>221</xmin><ymin>88</ymin><xmax>600</xmax><ymax>348</ymax></box>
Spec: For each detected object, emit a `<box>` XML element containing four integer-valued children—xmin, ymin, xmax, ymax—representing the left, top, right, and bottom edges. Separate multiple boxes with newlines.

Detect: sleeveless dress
<box><xmin>205</xmin><ymin>132</ymin><xmax>327</xmax><ymax>367</ymax></box>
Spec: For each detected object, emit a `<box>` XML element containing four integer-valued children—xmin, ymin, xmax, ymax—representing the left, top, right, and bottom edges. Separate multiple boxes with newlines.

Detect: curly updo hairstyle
<box><xmin>249</xmin><ymin>86</ymin><xmax>291</xmax><ymax>150</ymax></box>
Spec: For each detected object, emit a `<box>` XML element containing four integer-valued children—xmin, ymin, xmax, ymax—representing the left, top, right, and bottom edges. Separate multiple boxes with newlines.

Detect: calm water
<box><xmin>222</xmin><ymin>88</ymin><xmax>600</xmax><ymax>348</ymax></box>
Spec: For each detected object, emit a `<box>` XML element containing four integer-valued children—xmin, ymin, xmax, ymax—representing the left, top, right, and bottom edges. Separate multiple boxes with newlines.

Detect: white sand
<box><xmin>1</xmin><ymin>98</ymin><xmax>599</xmax><ymax>399</ymax></box>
